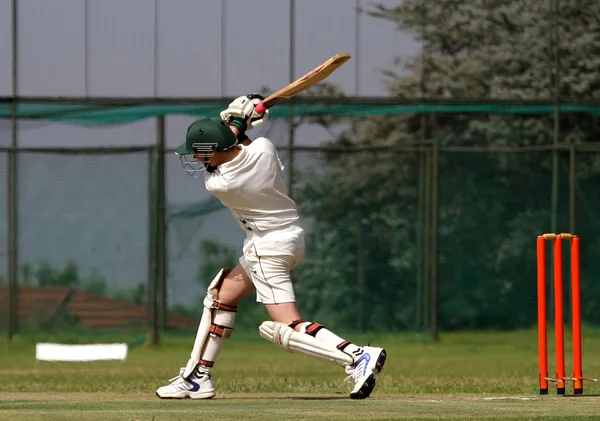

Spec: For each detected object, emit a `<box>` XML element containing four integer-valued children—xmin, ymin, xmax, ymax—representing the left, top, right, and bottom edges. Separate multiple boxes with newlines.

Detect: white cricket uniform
<box><xmin>204</xmin><ymin>137</ymin><xmax>305</xmax><ymax>304</ymax></box>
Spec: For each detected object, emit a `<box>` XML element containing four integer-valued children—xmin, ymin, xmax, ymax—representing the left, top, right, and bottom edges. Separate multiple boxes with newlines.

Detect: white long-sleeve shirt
<box><xmin>204</xmin><ymin>137</ymin><xmax>299</xmax><ymax>233</ymax></box>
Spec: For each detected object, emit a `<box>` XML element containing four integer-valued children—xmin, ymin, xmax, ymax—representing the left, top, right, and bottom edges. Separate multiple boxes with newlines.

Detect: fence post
<box><xmin>415</xmin><ymin>146</ymin><xmax>425</xmax><ymax>330</ymax></box>
<box><xmin>422</xmin><ymin>143</ymin><xmax>431</xmax><ymax>332</ymax></box>
<box><xmin>356</xmin><ymin>222</ymin><xmax>365</xmax><ymax>332</ymax></box>
<box><xmin>156</xmin><ymin>116</ymin><xmax>167</xmax><ymax>331</ymax></box>
<box><xmin>286</xmin><ymin>0</ymin><xmax>295</xmax><ymax>198</ymax></box>
<box><xmin>550</xmin><ymin>0</ymin><xmax>561</xmax><ymax>234</ymax></box>
<box><xmin>7</xmin><ymin>103</ymin><xmax>19</xmax><ymax>341</ymax></box>
<box><xmin>430</xmin><ymin>138</ymin><xmax>439</xmax><ymax>342</ymax></box>
<box><xmin>147</xmin><ymin>148</ymin><xmax>159</xmax><ymax>346</ymax></box>
<box><xmin>7</xmin><ymin>0</ymin><xmax>19</xmax><ymax>342</ymax></box>
<box><xmin>569</xmin><ymin>143</ymin><xmax>575</xmax><ymax>236</ymax></box>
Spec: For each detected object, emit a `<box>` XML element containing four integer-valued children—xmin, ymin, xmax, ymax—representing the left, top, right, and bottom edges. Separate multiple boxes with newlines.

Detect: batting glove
<box><xmin>220</xmin><ymin>93</ymin><xmax>269</xmax><ymax>131</ymax></box>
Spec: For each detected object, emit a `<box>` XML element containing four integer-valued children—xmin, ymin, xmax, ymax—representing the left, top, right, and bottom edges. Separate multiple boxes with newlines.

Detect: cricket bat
<box><xmin>226</xmin><ymin>53</ymin><xmax>350</xmax><ymax>136</ymax></box>
<box><xmin>254</xmin><ymin>52</ymin><xmax>351</xmax><ymax>114</ymax></box>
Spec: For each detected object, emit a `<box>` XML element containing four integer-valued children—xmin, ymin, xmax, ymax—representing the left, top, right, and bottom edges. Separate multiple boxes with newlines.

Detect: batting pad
<box><xmin>259</xmin><ymin>321</ymin><xmax>353</xmax><ymax>367</ymax></box>
<box><xmin>35</xmin><ymin>343</ymin><xmax>128</xmax><ymax>362</ymax></box>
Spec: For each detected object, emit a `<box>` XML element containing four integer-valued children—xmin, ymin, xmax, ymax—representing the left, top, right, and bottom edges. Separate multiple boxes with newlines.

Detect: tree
<box><xmin>291</xmin><ymin>0</ymin><xmax>600</xmax><ymax>332</ymax></box>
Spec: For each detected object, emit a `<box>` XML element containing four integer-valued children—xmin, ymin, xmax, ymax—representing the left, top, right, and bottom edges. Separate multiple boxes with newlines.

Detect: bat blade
<box><xmin>255</xmin><ymin>53</ymin><xmax>351</xmax><ymax>113</ymax></box>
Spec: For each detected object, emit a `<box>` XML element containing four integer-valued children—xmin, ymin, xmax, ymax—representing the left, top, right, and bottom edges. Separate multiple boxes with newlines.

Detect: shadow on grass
<box><xmin>226</xmin><ymin>395</ymin><xmax>348</xmax><ymax>401</ymax></box>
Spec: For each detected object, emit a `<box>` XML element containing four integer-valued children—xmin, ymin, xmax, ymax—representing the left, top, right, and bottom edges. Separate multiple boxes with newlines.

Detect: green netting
<box><xmin>2</xmin><ymin>101</ymin><xmax>600</xmax><ymax>126</ymax></box>
<box><xmin>3</xmin><ymin>108</ymin><xmax>600</xmax><ymax>335</ymax></box>
<box><xmin>438</xmin><ymin>149</ymin><xmax>554</xmax><ymax>330</ymax></box>
<box><xmin>10</xmin><ymin>151</ymin><xmax>150</xmax><ymax>333</ymax></box>
<box><xmin>0</xmin><ymin>152</ymin><xmax>6</xmax><ymax>285</ymax></box>
<box><xmin>161</xmin><ymin>109</ymin><xmax>600</xmax><ymax>332</ymax></box>
<box><xmin>291</xmin><ymin>149</ymin><xmax>421</xmax><ymax>331</ymax></box>
<box><xmin>575</xmin><ymin>150</ymin><xmax>600</xmax><ymax>323</ymax></box>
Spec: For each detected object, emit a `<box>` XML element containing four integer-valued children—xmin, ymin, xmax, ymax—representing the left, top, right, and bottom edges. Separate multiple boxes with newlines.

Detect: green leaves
<box><xmin>291</xmin><ymin>1</ymin><xmax>600</xmax><ymax>332</ymax></box>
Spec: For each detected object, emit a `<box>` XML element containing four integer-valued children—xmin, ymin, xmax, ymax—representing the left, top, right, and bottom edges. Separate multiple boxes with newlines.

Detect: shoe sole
<box><xmin>375</xmin><ymin>349</ymin><xmax>386</xmax><ymax>374</ymax></box>
<box><xmin>155</xmin><ymin>391</ymin><xmax>216</xmax><ymax>400</ymax></box>
<box><xmin>349</xmin><ymin>349</ymin><xmax>387</xmax><ymax>400</ymax></box>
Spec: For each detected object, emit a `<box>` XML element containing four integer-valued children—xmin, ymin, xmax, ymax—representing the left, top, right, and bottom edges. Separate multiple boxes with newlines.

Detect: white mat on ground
<box><xmin>35</xmin><ymin>343</ymin><xmax>128</xmax><ymax>362</ymax></box>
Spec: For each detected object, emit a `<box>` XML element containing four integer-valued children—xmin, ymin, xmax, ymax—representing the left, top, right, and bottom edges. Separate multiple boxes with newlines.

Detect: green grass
<box><xmin>1</xmin><ymin>328</ymin><xmax>600</xmax><ymax>420</ymax></box>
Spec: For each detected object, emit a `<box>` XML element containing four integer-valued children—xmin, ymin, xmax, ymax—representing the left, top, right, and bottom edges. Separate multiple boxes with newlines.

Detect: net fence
<box><xmin>0</xmin><ymin>149</ymin><xmax>153</xmax><ymax>336</ymax></box>
<box><xmin>0</xmin><ymin>152</ymin><xmax>6</xmax><ymax>283</ymax></box>
<box><xmin>2</xmin><ymin>109</ymin><xmax>600</xmax><ymax>341</ymax></box>
<box><xmin>575</xmin><ymin>149</ymin><xmax>600</xmax><ymax>324</ymax></box>
<box><xmin>1</xmin><ymin>0</ymin><xmax>600</xmax><ymax>347</ymax></box>
<box><xmin>166</xmin><ymin>110</ymin><xmax>600</xmax><ymax>334</ymax></box>
<box><xmin>291</xmin><ymin>148</ymin><xmax>421</xmax><ymax>331</ymax></box>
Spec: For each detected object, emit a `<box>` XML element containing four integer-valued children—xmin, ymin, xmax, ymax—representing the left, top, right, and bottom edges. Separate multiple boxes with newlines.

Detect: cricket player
<box><xmin>156</xmin><ymin>94</ymin><xmax>386</xmax><ymax>400</ymax></box>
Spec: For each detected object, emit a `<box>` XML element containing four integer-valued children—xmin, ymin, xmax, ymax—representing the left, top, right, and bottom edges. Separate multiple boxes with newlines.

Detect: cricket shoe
<box><xmin>344</xmin><ymin>346</ymin><xmax>387</xmax><ymax>399</ymax></box>
<box><xmin>156</xmin><ymin>366</ymin><xmax>215</xmax><ymax>399</ymax></box>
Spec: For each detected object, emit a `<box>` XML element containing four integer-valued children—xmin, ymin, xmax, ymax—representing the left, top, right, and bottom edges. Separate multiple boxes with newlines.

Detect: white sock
<box><xmin>299</xmin><ymin>321</ymin><xmax>363</xmax><ymax>361</ymax></box>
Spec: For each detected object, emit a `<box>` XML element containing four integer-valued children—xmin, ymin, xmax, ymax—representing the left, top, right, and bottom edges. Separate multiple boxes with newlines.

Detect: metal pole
<box><xmin>153</xmin><ymin>4</ymin><xmax>165</xmax><ymax>332</ymax></box>
<box><xmin>221</xmin><ymin>0</ymin><xmax>226</xmax><ymax>95</ymax></box>
<box><xmin>567</xmin><ymin>143</ymin><xmax>575</xmax><ymax>328</ymax></box>
<box><xmin>418</xmin><ymin>6</ymin><xmax>429</xmax><ymax>333</ymax></box>
<box><xmin>154</xmin><ymin>0</ymin><xmax>159</xmax><ymax>96</ymax></box>
<box><xmin>354</xmin><ymin>0</ymin><xmax>360</xmax><ymax>95</ymax></box>
<box><xmin>356</xmin><ymin>223</ymin><xmax>365</xmax><ymax>332</ymax></box>
<box><xmin>147</xmin><ymin>149</ymin><xmax>159</xmax><ymax>346</ymax></box>
<box><xmin>84</xmin><ymin>0</ymin><xmax>90</xmax><ymax>96</ymax></box>
<box><xmin>569</xmin><ymin>144</ymin><xmax>575</xmax><ymax>235</ymax></box>
<box><xmin>430</xmin><ymin>137</ymin><xmax>439</xmax><ymax>342</ymax></box>
<box><xmin>550</xmin><ymin>0</ymin><xmax>560</xmax><ymax>234</ymax></box>
<box><xmin>549</xmin><ymin>0</ymin><xmax>561</xmax><ymax>327</ymax></box>
<box><xmin>156</xmin><ymin>116</ymin><xmax>167</xmax><ymax>330</ymax></box>
<box><xmin>422</xmin><ymin>146</ymin><xmax>431</xmax><ymax>332</ymax></box>
<box><xmin>286</xmin><ymin>0</ymin><xmax>295</xmax><ymax>198</ymax></box>
<box><xmin>7</xmin><ymin>0</ymin><xmax>19</xmax><ymax>341</ymax></box>
<box><xmin>415</xmin><ymin>145</ymin><xmax>425</xmax><ymax>330</ymax></box>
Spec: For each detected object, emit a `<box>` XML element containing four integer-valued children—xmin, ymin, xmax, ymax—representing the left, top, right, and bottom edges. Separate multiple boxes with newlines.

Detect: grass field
<box><xmin>1</xmin><ymin>328</ymin><xmax>600</xmax><ymax>420</ymax></box>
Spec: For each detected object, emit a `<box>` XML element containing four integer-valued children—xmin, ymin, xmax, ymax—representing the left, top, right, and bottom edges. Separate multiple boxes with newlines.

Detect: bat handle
<box><xmin>255</xmin><ymin>102</ymin><xmax>267</xmax><ymax>114</ymax></box>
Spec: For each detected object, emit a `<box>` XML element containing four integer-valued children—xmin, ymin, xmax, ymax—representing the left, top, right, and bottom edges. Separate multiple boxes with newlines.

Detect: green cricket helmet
<box><xmin>175</xmin><ymin>117</ymin><xmax>238</xmax><ymax>177</ymax></box>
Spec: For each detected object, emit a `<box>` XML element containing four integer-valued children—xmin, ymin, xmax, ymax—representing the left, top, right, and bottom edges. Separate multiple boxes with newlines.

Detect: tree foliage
<box><xmin>292</xmin><ymin>1</ymin><xmax>600</xmax><ymax>332</ymax></box>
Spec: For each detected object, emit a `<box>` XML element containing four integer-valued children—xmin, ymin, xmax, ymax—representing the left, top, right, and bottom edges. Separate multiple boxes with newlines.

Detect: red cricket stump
<box><xmin>536</xmin><ymin>236</ymin><xmax>548</xmax><ymax>394</ymax></box>
<box><xmin>553</xmin><ymin>236</ymin><xmax>566</xmax><ymax>394</ymax></box>
<box><xmin>536</xmin><ymin>233</ymin><xmax>596</xmax><ymax>395</ymax></box>
<box><xmin>571</xmin><ymin>237</ymin><xmax>583</xmax><ymax>394</ymax></box>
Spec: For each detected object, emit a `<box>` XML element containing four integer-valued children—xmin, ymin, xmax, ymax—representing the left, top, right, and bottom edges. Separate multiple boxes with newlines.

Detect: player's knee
<box><xmin>203</xmin><ymin>268</ymin><xmax>231</xmax><ymax>310</ymax></box>
<box><xmin>206</xmin><ymin>270</ymin><xmax>239</xmax><ymax>339</ymax></box>
<box><xmin>216</xmin><ymin>266</ymin><xmax>255</xmax><ymax>306</ymax></box>
<box><xmin>203</xmin><ymin>267</ymin><xmax>241</xmax><ymax>309</ymax></box>
<box><xmin>215</xmin><ymin>283</ymin><xmax>245</xmax><ymax>307</ymax></box>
